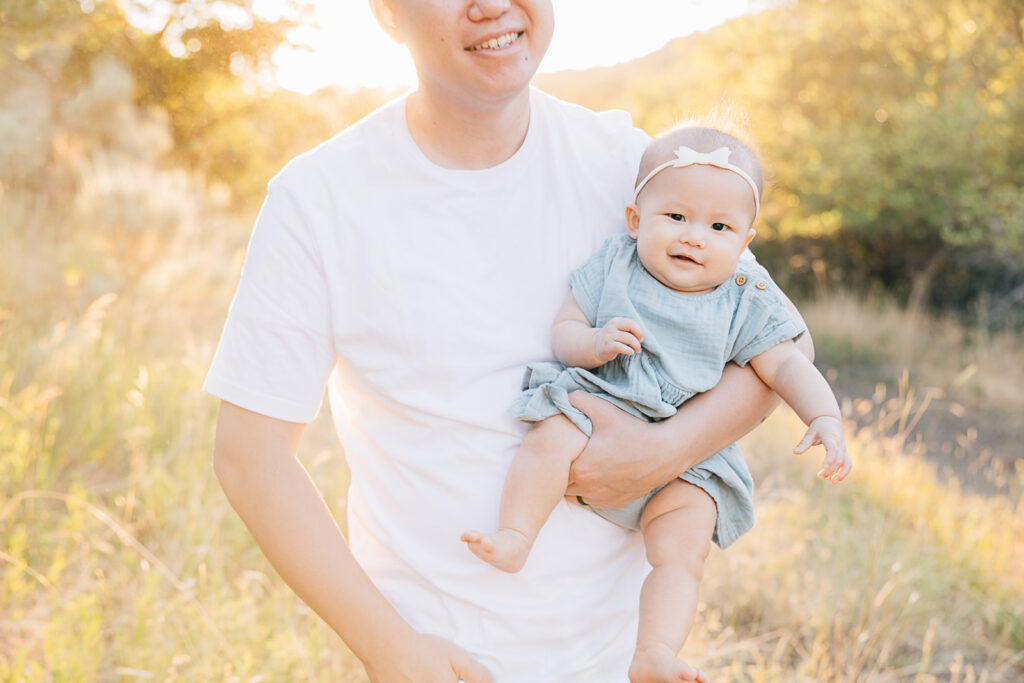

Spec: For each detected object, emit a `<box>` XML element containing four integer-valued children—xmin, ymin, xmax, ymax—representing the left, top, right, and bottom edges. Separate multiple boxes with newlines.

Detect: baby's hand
<box><xmin>593</xmin><ymin>317</ymin><xmax>643</xmax><ymax>363</ymax></box>
<box><xmin>793</xmin><ymin>415</ymin><xmax>852</xmax><ymax>483</ymax></box>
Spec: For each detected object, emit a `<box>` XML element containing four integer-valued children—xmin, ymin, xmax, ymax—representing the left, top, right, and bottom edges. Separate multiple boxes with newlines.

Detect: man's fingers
<box><xmin>567</xmin><ymin>389</ymin><xmax>618</xmax><ymax>423</ymax></box>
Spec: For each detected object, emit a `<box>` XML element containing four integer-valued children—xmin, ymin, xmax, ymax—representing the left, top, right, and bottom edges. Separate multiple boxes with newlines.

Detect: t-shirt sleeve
<box><xmin>729</xmin><ymin>269</ymin><xmax>807</xmax><ymax>367</ymax></box>
<box><xmin>567</xmin><ymin>236</ymin><xmax>618</xmax><ymax>325</ymax></box>
<box><xmin>203</xmin><ymin>177</ymin><xmax>336</xmax><ymax>423</ymax></box>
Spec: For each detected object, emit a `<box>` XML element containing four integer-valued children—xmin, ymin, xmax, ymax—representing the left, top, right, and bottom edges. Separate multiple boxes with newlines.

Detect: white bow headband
<box><xmin>632</xmin><ymin>146</ymin><xmax>761</xmax><ymax>221</ymax></box>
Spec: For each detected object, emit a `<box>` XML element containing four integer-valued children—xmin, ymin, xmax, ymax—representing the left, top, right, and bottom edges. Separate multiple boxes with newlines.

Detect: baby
<box><xmin>462</xmin><ymin>125</ymin><xmax>851</xmax><ymax>683</ymax></box>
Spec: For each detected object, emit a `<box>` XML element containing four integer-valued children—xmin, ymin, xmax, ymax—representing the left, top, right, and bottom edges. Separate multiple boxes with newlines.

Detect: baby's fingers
<box><xmin>818</xmin><ymin>438</ymin><xmax>851</xmax><ymax>483</ymax></box>
<box><xmin>609</xmin><ymin>339</ymin><xmax>640</xmax><ymax>355</ymax></box>
<box><xmin>827</xmin><ymin>458</ymin><xmax>851</xmax><ymax>481</ymax></box>
<box><xmin>613</xmin><ymin>331</ymin><xmax>643</xmax><ymax>354</ymax></box>
<box><xmin>602</xmin><ymin>325</ymin><xmax>642</xmax><ymax>354</ymax></box>
<box><xmin>608</xmin><ymin>317</ymin><xmax>644</xmax><ymax>343</ymax></box>
<box><xmin>793</xmin><ymin>428</ymin><xmax>821</xmax><ymax>455</ymax></box>
<box><xmin>828</xmin><ymin>455</ymin><xmax>853</xmax><ymax>483</ymax></box>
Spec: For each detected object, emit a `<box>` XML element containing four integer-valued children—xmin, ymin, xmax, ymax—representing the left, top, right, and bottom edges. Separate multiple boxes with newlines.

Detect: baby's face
<box><xmin>627</xmin><ymin>163</ymin><xmax>757</xmax><ymax>294</ymax></box>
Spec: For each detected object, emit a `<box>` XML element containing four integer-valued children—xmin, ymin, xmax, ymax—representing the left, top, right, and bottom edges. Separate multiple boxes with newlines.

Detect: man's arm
<box><xmin>565</xmin><ymin>299</ymin><xmax>814</xmax><ymax>509</ymax></box>
<box><xmin>212</xmin><ymin>401</ymin><xmax>492</xmax><ymax>683</ymax></box>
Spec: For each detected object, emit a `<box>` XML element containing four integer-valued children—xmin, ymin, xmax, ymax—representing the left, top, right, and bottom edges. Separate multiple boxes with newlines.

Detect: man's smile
<box><xmin>467</xmin><ymin>31</ymin><xmax>523</xmax><ymax>51</ymax></box>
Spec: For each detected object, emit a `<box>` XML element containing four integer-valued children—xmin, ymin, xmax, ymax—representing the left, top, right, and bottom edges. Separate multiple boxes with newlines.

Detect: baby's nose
<box><xmin>679</xmin><ymin>229</ymin><xmax>706</xmax><ymax>248</ymax></box>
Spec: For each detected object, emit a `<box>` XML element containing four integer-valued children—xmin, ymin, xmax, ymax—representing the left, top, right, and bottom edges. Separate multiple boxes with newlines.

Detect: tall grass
<box><xmin>0</xmin><ymin>204</ymin><xmax>361</xmax><ymax>681</ymax></box>
<box><xmin>693</xmin><ymin>401</ymin><xmax>1024</xmax><ymax>681</ymax></box>
<box><xmin>3</xmin><ymin>277</ymin><xmax>1022</xmax><ymax>680</ymax></box>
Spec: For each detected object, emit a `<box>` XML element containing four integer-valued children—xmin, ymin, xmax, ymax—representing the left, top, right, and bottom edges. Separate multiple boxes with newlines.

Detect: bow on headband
<box><xmin>632</xmin><ymin>145</ymin><xmax>761</xmax><ymax>221</ymax></box>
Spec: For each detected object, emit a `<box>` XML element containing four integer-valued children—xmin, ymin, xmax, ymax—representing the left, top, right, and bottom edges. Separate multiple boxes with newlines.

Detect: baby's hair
<box><xmin>635</xmin><ymin>114</ymin><xmax>765</xmax><ymax>199</ymax></box>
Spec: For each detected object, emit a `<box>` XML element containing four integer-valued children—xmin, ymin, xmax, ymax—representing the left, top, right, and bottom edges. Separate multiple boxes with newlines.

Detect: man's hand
<box><xmin>364</xmin><ymin>633</ymin><xmax>493</xmax><ymax>683</ymax></box>
<box><xmin>593</xmin><ymin>317</ymin><xmax>644</xmax><ymax>364</ymax></box>
<box><xmin>564</xmin><ymin>391</ymin><xmax>674</xmax><ymax>509</ymax></box>
<box><xmin>793</xmin><ymin>415</ymin><xmax>852</xmax><ymax>484</ymax></box>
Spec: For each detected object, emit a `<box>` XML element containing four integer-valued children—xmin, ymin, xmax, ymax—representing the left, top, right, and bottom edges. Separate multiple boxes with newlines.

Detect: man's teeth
<box><xmin>470</xmin><ymin>32</ymin><xmax>519</xmax><ymax>51</ymax></box>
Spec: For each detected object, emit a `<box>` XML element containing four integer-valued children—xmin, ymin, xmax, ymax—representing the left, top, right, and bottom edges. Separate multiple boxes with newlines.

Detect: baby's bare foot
<box><xmin>628</xmin><ymin>643</ymin><xmax>708</xmax><ymax>683</ymax></box>
<box><xmin>460</xmin><ymin>528</ymin><xmax>532</xmax><ymax>573</ymax></box>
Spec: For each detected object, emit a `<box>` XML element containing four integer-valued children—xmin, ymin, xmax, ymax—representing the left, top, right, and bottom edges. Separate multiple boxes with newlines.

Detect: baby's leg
<box><xmin>628</xmin><ymin>480</ymin><xmax>716</xmax><ymax>683</ymax></box>
<box><xmin>461</xmin><ymin>414</ymin><xmax>588</xmax><ymax>572</ymax></box>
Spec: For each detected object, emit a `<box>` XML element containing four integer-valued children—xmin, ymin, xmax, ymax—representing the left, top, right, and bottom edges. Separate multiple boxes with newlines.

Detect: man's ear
<box><xmin>369</xmin><ymin>0</ymin><xmax>401</xmax><ymax>43</ymax></box>
<box><xmin>744</xmin><ymin>228</ymin><xmax>757</xmax><ymax>249</ymax></box>
<box><xmin>625</xmin><ymin>204</ymin><xmax>641</xmax><ymax>239</ymax></box>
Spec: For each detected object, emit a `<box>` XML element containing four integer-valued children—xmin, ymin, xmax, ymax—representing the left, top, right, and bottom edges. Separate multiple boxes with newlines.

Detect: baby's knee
<box><xmin>682</xmin><ymin>535</ymin><xmax>713</xmax><ymax>580</ymax></box>
<box><xmin>650</xmin><ymin>531</ymin><xmax>711</xmax><ymax>579</ymax></box>
<box><xmin>641</xmin><ymin>483</ymin><xmax>716</xmax><ymax>573</ymax></box>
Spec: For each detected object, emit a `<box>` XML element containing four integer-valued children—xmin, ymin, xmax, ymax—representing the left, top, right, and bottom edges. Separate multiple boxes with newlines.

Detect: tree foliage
<box><xmin>537</xmin><ymin>0</ymin><xmax>1024</xmax><ymax>320</ymax></box>
<box><xmin>0</xmin><ymin>0</ymin><xmax>314</xmax><ymax>203</ymax></box>
<box><xmin>0</xmin><ymin>0</ymin><xmax>395</xmax><ymax>333</ymax></box>
<box><xmin>3</xmin><ymin>0</ymin><xmax>1021</xmax><ymax>322</ymax></box>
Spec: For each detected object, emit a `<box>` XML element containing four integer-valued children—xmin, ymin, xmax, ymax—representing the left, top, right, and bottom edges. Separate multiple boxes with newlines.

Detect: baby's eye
<box><xmin>667</xmin><ymin>213</ymin><xmax>685</xmax><ymax>222</ymax></box>
<box><xmin>711</xmin><ymin>222</ymin><xmax>730</xmax><ymax>232</ymax></box>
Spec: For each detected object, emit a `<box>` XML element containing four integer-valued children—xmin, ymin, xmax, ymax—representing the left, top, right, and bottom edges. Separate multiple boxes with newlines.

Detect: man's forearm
<box><xmin>565</xmin><ymin>363</ymin><xmax>779</xmax><ymax>507</ymax></box>
<box><xmin>214</xmin><ymin>439</ymin><xmax>415</xmax><ymax>666</ymax></box>
<box><xmin>655</xmin><ymin>320</ymin><xmax>814</xmax><ymax>475</ymax></box>
<box><xmin>567</xmin><ymin>307</ymin><xmax>815</xmax><ymax>507</ymax></box>
<box><xmin>654</xmin><ymin>361</ymin><xmax>779</xmax><ymax>474</ymax></box>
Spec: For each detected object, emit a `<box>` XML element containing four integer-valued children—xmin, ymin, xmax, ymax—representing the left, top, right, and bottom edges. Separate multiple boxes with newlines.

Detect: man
<box><xmin>206</xmin><ymin>1</ymin><xmax>810</xmax><ymax>680</ymax></box>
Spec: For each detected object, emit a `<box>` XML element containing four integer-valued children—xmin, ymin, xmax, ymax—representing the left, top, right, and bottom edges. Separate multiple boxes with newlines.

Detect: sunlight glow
<box><xmin>273</xmin><ymin>1</ymin><xmax>754</xmax><ymax>93</ymax></box>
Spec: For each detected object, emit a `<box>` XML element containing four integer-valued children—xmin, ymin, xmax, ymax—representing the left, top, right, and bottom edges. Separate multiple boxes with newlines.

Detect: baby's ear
<box><xmin>744</xmin><ymin>229</ymin><xmax>757</xmax><ymax>249</ymax></box>
<box><xmin>625</xmin><ymin>204</ymin><xmax>641</xmax><ymax>238</ymax></box>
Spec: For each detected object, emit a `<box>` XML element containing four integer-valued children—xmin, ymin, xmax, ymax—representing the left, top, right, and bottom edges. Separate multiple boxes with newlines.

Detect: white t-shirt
<box><xmin>205</xmin><ymin>88</ymin><xmax>651</xmax><ymax>681</ymax></box>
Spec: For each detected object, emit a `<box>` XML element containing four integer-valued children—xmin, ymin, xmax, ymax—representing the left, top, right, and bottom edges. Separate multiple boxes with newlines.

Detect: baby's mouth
<box><xmin>671</xmin><ymin>254</ymin><xmax>701</xmax><ymax>265</ymax></box>
<box><xmin>467</xmin><ymin>32</ymin><xmax>522</xmax><ymax>51</ymax></box>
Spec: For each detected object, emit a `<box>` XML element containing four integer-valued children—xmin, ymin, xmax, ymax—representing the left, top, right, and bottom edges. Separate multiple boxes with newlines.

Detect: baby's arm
<box><xmin>749</xmin><ymin>342</ymin><xmax>852</xmax><ymax>483</ymax></box>
<box><xmin>550</xmin><ymin>289</ymin><xmax>644</xmax><ymax>369</ymax></box>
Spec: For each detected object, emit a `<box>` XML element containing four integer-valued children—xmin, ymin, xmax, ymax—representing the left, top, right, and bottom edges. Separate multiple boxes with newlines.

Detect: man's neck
<box><xmin>405</xmin><ymin>86</ymin><xmax>532</xmax><ymax>170</ymax></box>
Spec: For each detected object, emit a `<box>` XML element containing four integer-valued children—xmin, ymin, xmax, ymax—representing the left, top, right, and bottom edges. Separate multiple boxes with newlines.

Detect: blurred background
<box><xmin>1</xmin><ymin>0</ymin><xmax>1021</xmax><ymax>680</ymax></box>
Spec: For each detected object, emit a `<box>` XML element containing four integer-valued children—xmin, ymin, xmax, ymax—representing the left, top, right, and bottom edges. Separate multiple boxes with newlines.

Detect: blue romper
<box><xmin>510</xmin><ymin>234</ymin><xmax>806</xmax><ymax>548</ymax></box>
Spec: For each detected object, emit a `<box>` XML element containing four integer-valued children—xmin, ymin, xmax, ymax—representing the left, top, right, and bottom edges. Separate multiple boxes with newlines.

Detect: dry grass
<box><xmin>799</xmin><ymin>290</ymin><xmax>1024</xmax><ymax>414</ymax></box>
<box><xmin>688</xmin><ymin>404</ymin><xmax>1024</xmax><ymax>681</ymax></box>
<box><xmin>3</xmin><ymin>265</ymin><xmax>1022</xmax><ymax>680</ymax></box>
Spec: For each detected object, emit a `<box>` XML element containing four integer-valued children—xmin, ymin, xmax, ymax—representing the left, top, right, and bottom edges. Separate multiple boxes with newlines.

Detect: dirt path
<box><xmin>816</xmin><ymin>350</ymin><xmax>1023</xmax><ymax>498</ymax></box>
